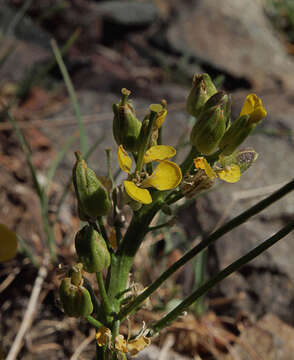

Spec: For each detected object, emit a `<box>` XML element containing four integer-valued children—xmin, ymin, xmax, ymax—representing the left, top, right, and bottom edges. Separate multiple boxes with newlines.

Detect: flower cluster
<box><xmin>118</xmin><ymin>144</ymin><xmax>182</xmax><ymax>205</ymax></box>
<box><xmin>96</xmin><ymin>326</ymin><xmax>150</xmax><ymax>357</ymax></box>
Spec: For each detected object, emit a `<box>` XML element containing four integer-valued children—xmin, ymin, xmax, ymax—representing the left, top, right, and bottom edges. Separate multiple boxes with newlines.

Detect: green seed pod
<box><xmin>186</xmin><ymin>73</ymin><xmax>217</xmax><ymax>118</ymax></box>
<box><xmin>219</xmin><ymin>114</ymin><xmax>254</xmax><ymax>156</ymax></box>
<box><xmin>73</xmin><ymin>152</ymin><xmax>111</xmax><ymax>220</ymax></box>
<box><xmin>75</xmin><ymin>225</ymin><xmax>110</xmax><ymax>273</ymax></box>
<box><xmin>112</xmin><ymin>88</ymin><xmax>142</xmax><ymax>152</ymax></box>
<box><xmin>59</xmin><ymin>277</ymin><xmax>93</xmax><ymax>317</ymax></box>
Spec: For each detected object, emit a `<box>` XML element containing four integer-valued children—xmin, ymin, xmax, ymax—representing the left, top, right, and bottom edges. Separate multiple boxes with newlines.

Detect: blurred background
<box><xmin>1</xmin><ymin>0</ymin><xmax>294</xmax><ymax>359</ymax></box>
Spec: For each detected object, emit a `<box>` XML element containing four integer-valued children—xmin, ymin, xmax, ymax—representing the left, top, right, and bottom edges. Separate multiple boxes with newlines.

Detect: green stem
<box><xmin>165</xmin><ymin>189</ymin><xmax>183</xmax><ymax>205</ymax></box>
<box><xmin>150</xmin><ymin>220</ymin><xmax>294</xmax><ymax>335</ymax></box>
<box><xmin>98</xmin><ymin>217</ymin><xmax>108</xmax><ymax>242</ymax></box>
<box><xmin>112</xmin><ymin>320</ymin><xmax>120</xmax><ymax>347</ymax></box>
<box><xmin>106</xmin><ymin>148</ymin><xmax>114</xmax><ymax>185</ymax></box>
<box><xmin>135</xmin><ymin>105</ymin><xmax>162</xmax><ymax>173</ymax></box>
<box><xmin>86</xmin><ymin>315</ymin><xmax>103</xmax><ymax>328</ymax></box>
<box><xmin>118</xmin><ymin>178</ymin><xmax>294</xmax><ymax>320</ymax></box>
<box><xmin>206</xmin><ymin>149</ymin><xmax>222</xmax><ymax>165</ymax></box>
<box><xmin>180</xmin><ymin>146</ymin><xmax>200</xmax><ymax>177</ymax></box>
<box><xmin>193</xmin><ymin>249</ymin><xmax>207</xmax><ymax>316</ymax></box>
<box><xmin>96</xmin><ymin>272</ymin><xmax>113</xmax><ymax>318</ymax></box>
<box><xmin>107</xmin><ymin>193</ymin><xmax>165</xmax><ymax>313</ymax></box>
<box><xmin>83</xmin><ymin>277</ymin><xmax>105</xmax><ymax>323</ymax></box>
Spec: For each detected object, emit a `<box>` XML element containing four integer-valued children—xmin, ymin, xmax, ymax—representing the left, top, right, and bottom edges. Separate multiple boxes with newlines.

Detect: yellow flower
<box><xmin>240</xmin><ymin>93</ymin><xmax>267</xmax><ymax>124</ymax></box>
<box><xmin>0</xmin><ymin>224</ymin><xmax>18</xmax><ymax>262</ymax></box>
<box><xmin>194</xmin><ymin>157</ymin><xmax>241</xmax><ymax>183</ymax></box>
<box><xmin>118</xmin><ymin>145</ymin><xmax>182</xmax><ymax>204</ymax></box>
<box><xmin>96</xmin><ymin>326</ymin><xmax>112</xmax><ymax>347</ymax></box>
<box><xmin>127</xmin><ymin>336</ymin><xmax>151</xmax><ymax>357</ymax></box>
<box><xmin>115</xmin><ymin>334</ymin><xmax>151</xmax><ymax>357</ymax></box>
<box><xmin>154</xmin><ymin>109</ymin><xmax>167</xmax><ymax>129</ymax></box>
<box><xmin>115</xmin><ymin>334</ymin><xmax>128</xmax><ymax>353</ymax></box>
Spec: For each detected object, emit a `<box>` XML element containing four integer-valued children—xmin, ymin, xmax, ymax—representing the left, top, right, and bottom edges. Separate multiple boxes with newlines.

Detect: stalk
<box><xmin>107</xmin><ymin>193</ymin><xmax>165</xmax><ymax>313</ymax></box>
<box><xmin>150</xmin><ymin>220</ymin><xmax>294</xmax><ymax>334</ymax></box>
<box><xmin>118</xmin><ymin>178</ymin><xmax>294</xmax><ymax>320</ymax></box>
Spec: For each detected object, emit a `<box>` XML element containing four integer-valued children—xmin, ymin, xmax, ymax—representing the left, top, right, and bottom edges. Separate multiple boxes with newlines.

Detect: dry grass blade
<box><xmin>70</xmin><ymin>329</ymin><xmax>96</xmax><ymax>360</ymax></box>
<box><xmin>6</xmin><ymin>256</ymin><xmax>49</xmax><ymax>360</ymax></box>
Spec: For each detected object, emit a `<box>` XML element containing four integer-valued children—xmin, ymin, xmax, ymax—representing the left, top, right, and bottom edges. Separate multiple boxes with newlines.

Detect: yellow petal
<box><xmin>144</xmin><ymin>145</ymin><xmax>176</xmax><ymax>164</ymax></box>
<box><xmin>0</xmin><ymin>224</ymin><xmax>18</xmax><ymax>262</ymax></box>
<box><xmin>240</xmin><ymin>93</ymin><xmax>267</xmax><ymax>124</ymax></box>
<box><xmin>115</xmin><ymin>334</ymin><xmax>128</xmax><ymax>353</ymax></box>
<box><xmin>124</xmin><ymin>180</ymin><xmax>152</xmax><ymax>204</ymax></box>
<box><xmin>142</xmin><ymin>161</ymin><xmax>182</xmax><ymax>190</ymax></box>
<box><xmin>194</xmin><ymin>157</ymin><xmax>217</xmax><ymax>178</ymax></box>
<box><xmin>96</xmin><ymin>326</ymin><xmax>112</xmax><ymax>347</ymax></box>
<box><xmin>155</xmin><ymin>109</ymin><xmax>167</xmax><ymax>128</ymax></box>
<box><xmin>117</xmin><ymin>145</ymin><xmax>132</xmax><ymax>173</ymax></box>
<box><xmin>217</xmin><ymin>164</ymin><xmax>241</xmax><ymax>183</ymax></box>
<box><xmin>127</xmin><ymin>336</ymin><xmax>151</xmax><ymax>357</ymax></box>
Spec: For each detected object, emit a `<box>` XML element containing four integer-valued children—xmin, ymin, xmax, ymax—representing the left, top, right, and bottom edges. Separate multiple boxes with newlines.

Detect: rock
<box><xmin>0</xmin><ymin>37</ymin><xmax>50</xmax><ymax>83</ymax></box>
<box><xmin>0</xmin><ymin>4</ymin><xmax>51</xmax><ymax>48</ymax></box>
<box><xmin>97</xmin><ymin>1</ymin><xmax>158</xmax><ymax>28</ymax></box>
<box><xmin>222</xmin><ymin>314</ymin><xmax>294</xmax><ymax>360</ymax></box>
<box><xmin>166</xmin><ymin>0</ymin><xmax>294</xmax><ymax>90</ymax></box>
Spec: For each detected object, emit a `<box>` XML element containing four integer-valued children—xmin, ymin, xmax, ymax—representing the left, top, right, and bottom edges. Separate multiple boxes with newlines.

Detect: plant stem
<box><xmin>193</xmin><ymin>248</ymin><xmax>207</xmax><ymax>316</ymax></box>
<box><xmin>180</xmin><ymin>146</ymin><xmax>200</xmax><ymax>176</ymax></box>
<box><xmin>135</xmin><ymin>105</ymin><xmax>161</xmax><ymax>173</ymax></box>
<box><xmin>96</xmin><ymin>272</ymin><xmax>113</xmax><ymax>318</ymax></box>
<box><xmin>107</xmin><ymin>193</ymin><xmax>165</xmax><ymax>313</ymax></box>
<box><xmin>86</xmin><ymin>315</ymin><xmax>103</xmax><ymax>328</ymax></box>
<box><xmin>106</xmin><ymin>148</ymin><xmax>114</xmax><ymax>185</ymax></box>
<box><xmin>150</xmin><ymin>219</ymin><xmax>294</xmax><ymax>334</ymax></box>
<box><xmin>83</xmin><ymin>277</ymin><xmax>105</xmax><ymax>323</ymax></box>
<box><xmin>112</xmin><ymin>319</ymin><xmax>120</xmax><ymax>347</ymax></box>
<box><xmin>118</xmin><ymin>178</ymin><xmax>294</xmax><ymax>320</ymax></box>
<box><xmin>98</xmin><ymin>217</ymin><xmax>108</xmax><ymax>242</ymax></box>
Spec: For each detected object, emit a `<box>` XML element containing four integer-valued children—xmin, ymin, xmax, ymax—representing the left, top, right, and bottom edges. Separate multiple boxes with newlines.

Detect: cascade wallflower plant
<box><xmin>194</xmin><ymin>156</ymin><xmax>241</xmax><ymax>183</ymax></box>
<box><xmin>118</xmin><ymin>144</ymin><xmax>182</xmax><ymax>204</ymax></box>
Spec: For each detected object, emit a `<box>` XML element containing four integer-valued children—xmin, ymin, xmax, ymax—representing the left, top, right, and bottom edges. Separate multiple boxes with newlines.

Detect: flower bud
<box><xmin>186</xmin><ymin>73</ymin><xmax>217</xmax><ymax>117</ymax></box>
<box><xmin>73</xmin><ymin>152</ymin><xmax>111</xmax><ymax>220</ymax></box>
<box><xmin>219</xmin><ymin>115</ymin><xmax>253</xmax><ymax>155</ymax></box>
<box><xmin>75</xmin><ymin>225</ymin><xmax>110</xmax><ymax>273</ymax></box>
<box><xmin>113</xmin><ymin>88</ymin><xmax>142</xmax><ymax>152</ymax></box>
<box><xmin>220</xmin><ymin>93</ymin><xmax>266</xmax><ymax>156</ymax></box>
<box><xmin>59</xmin><ymin>277</ymin><xmax>93</xmax><ymax>317</ymax></box>
<box><xmin>190</xmin><ymin>93</ymin><xmax>228</xmax><ymax>155</ymax></box>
